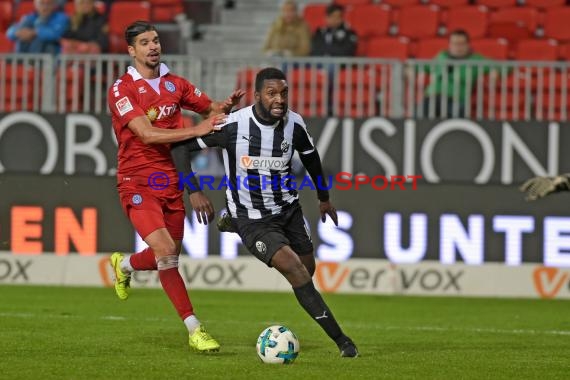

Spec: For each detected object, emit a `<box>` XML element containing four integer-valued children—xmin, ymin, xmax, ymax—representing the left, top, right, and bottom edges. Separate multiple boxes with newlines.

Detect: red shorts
<box><xmin>118</xmin><ymin>179</ymin><xmax>185</xmax><ymax>241</ymax></box>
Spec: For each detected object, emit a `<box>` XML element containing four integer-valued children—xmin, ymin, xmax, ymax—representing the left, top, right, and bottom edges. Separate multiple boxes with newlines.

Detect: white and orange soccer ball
<box><xmin>256</xmin><ymin>325</ymin><xmax>300</xmax><ymax>364</ymax></box>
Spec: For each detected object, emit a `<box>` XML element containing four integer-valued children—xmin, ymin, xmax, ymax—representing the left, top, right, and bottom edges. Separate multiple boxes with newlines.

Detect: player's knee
<box><xmin>156</xmin><ymin>255</ymin><xmax>179</xmax><ymax>270</ymax></box>
<box><xmin>152</xmin><ymin>241</ymin><xmax>177</xmax><ymax>258</ymax></box>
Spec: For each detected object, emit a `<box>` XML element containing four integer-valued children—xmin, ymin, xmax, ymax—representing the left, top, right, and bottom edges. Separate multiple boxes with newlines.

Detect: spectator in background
<box><xmin>310</xmin><ymin>3</ymin><xmax>357</xmax><ymax>57</ymax></box>
<box><xmin>263</xmin><ymin>0</ymin><xmax>311</xmax><ymax>57</ymax></box>
<box><xmin>421</xmin><ymin>29</ymin><xmax>494</xmax><ymax>118</ymax></box>
<box><xmin>62</xmin><ymin>0</ymin><xmax>109</xmax><ymax>53</ymax></box>
<box><xmin>6</xmin><ymin>0</ymin><xmax>69</xmax><ymax>54</ymax></box>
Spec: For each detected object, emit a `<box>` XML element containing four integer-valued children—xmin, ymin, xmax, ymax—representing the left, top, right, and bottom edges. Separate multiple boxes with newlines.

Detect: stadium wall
<box><xmin>0</xmin><ymin>254</ymin><xmax>568</xmax><ymax>300</ymax></box>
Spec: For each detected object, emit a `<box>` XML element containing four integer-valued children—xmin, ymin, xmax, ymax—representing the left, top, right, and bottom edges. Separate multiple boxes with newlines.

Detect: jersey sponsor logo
<box><xmin>239</xmin><ymin>155</ymin><xmax>289</xmax><ymax>170</ymax></box>
<box><xmin>145</xmin><ymin>104</ymin><xmax>178</xmax><ymax>122</ymax></box>
<box><xmin>132</xmin><ymin>194</ymin><xmax>143</xmax><ymax>205</ymax></box>
<box><xmin>255</xmin><ymin>241</ymin><xmax>267</xmax><ymax>255</ymax></box>
<box><xmin>194</xmin><ymin>87</ymin><xmax>202</xmax><ymax>97</ymax></box>
<box><xmin>164</xmin><ymin>81</ymin><xmax>176</xmax><ymax>93</ymax></box>
<box><xmin>115</xmin><ymin>96</ymin><xmax>134</xmax><ymax>116</ymax></box>
<box><xmin>146</xmin><ymin>107</ymin><xmax>159</xmax><ymax>122</ymax></box>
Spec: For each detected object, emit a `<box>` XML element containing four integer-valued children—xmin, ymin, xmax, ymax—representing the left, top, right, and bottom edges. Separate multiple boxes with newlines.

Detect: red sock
<box><xmin>130</xmin><ymin>248</ymin><xmax>157</xmax><ymax>270</ymax></box>
<box><xmin>158</xmin><ymin>268</ymin><xmax>194</xmax><ymax>320</ymax></box>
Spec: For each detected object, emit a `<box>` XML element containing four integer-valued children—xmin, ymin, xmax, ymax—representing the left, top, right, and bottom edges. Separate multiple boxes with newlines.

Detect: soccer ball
<box><xmin>256</xmin><ymin>325</ymin><xmax>300</xmax><ymax>364</ymax></box>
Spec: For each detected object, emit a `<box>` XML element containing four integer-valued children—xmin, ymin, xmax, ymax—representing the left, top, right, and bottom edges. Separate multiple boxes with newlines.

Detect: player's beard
<box><xmin>257</xmin><ymin>101</ymin><xmax>287</xmax><ymax>123</ymax></box>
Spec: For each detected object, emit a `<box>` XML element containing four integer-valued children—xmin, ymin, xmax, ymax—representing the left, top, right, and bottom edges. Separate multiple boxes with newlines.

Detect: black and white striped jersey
<box><xmin>178</xmin><ymin>105</ymin><xmax>317</xmax><ymax>219</ymax></box>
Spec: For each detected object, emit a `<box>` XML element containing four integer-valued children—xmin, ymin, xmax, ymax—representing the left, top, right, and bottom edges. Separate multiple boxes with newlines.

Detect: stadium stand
<box><xmin>108</xmin><ymin>2</ymin><xmax>151</xmax><ymax>53</ymax></box>
<box><xmin>443</xmin><ymin>6</ymin><xmax>489</xmax><ymax>39</ymax></box>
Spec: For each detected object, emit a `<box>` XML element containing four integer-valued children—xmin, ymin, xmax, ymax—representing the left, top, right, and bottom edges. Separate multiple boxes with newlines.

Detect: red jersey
<box><xmin>108</xmin><ymin>63</ymin><xmax>212</xmax><ymax>182</ymax></box>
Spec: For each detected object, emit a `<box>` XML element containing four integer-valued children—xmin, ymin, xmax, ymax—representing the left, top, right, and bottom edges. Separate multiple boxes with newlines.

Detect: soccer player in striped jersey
<box><xmin>171</xmin><ymin>67</ymin><xmax>358</xmax><ymax>358</ymax></box>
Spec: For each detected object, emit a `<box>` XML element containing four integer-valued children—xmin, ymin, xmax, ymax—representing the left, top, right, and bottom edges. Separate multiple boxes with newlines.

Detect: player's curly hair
<box><xmin>125</xmin><ymin>21</ymin><xmax>157</xmax><ymax>47</ymax></box>
<box><xmin>255</xmin><ymin>68</ymin><xmax>287</xmax><ymax>92</ymax></box>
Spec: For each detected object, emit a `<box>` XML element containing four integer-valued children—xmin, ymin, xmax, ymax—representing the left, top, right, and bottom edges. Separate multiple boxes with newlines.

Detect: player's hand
<box><xmin>193</xmin><ymin>114</ymin><xmax>226</xmax><ymax>136</ymax></box>
<box><xmin>222</xmin><ymin>89</ymin><xmax>246</xmax><ymax>113</ymax></box>
<box><xmin>189</xmin><ymin>191</ymin><xmax>215</xmax><ymax>224</ymax></box>
<box><xmin>319</xmin><ymin>201</ymin><xmax>338</xmax><ymax>226</ymax></box>
<box><xmin>519</xmin><ymin>175</ymin><xmax>570</xmax><ymax>201</ymax></box>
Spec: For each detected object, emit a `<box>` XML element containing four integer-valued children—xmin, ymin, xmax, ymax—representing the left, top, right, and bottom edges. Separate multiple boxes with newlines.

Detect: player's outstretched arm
<box><xmin>203</xmin><ymin>89</ymin><xmax>246</xmax><ymax>117</ymax></box>
<box><xmin>127</xmin><ymin>113</ymin><xmax>226</xmax><ymax>145</ymax></box>
<box><xmin>519</xmin><ymin>174</ymin><xmax>570</xmax><ymax>201</ymax></box>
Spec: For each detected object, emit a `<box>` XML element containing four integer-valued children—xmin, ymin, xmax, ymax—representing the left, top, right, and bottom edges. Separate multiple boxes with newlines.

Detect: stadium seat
<box><xmin>0</xmin><ymin>34</ymin><xmax>14</xmax><ymax>53</ymax></box>
<box><xmin>108</xmin><ymin>2</ymin><xmax>151</xmax><ymax>53</ymax></box>
<box><xmin>489</xmin><ymin>7</ymin><xmax>539</xmax><ymax>35</ymax></box>
<box><xmin>303</xmin><ymin>4</ymin><xmax>327</xmax><ymax>33</ymax></box>
<box><xmin>235</xmin><ymin>67</ymin><xmax>259</xmax><ymax>105</ymax></box>
<box><xmin>64</xmin><ymin>1</ymin><xmax>106</xmax><ymax>15</ymax></box>
<box><xmin>525</xmin><ymin>0</ymin><xmax>566</xmax><ymax>9</ymax></box>
<box><xmin>334</xmin><ymin>0</ymin><xmax>372</xmax><ymax>6</ymax></box>
<box><xmin>149</xmin><ymin>0</ymin><xmax>184</xmax><ymax>23</ymax></box>
<box><xmin>15</xmin><ymin>1</ymin><xmax>35</xmax><ymax>21</ymax></box>
<box><xmin>474</xmin><ymin>0</ymin><xmax>517</xmax><ymax>8</ymax></box>
<box><xmin>366</xmin><ymin>37</ymin><xmax>410</xmax><ymax>60</ymax></box>
<box><xmin>346</xmin><ymin>4</ymin><xmax>391</xmax><ymax>39</ymax></box>
<box><xmin>515</xmin><ymin>39</ymin><xmax>558</xmax><ymax>61</ymax></box>
<box><xmin>471</xmin><ymin>38</ymin><xmax>509</xmax><ymax>60</ymax></box>
<box><xmin>0</xmin><ymin>1</ymin><xmax>13</xmax><ymax>32</ymax></box>
<box><xmin>429</xmin><ymin>0</ymin><xmax>469</xmax><ymax>7</ymax></box>
<box><xmin>0</xmin><ymin>63</ymin><xmax>36</xmax><ymax>112</ymax></box>
<box><xmin>397</xmin><ymin>5</ymin><xmax>440</xmax><ymax>39</ymax></box>
<box><xmin>543</xmin><ymin>7</ymin><xmax>570</xmax><ymax>42</ymax></box>
<box><xmin>444</xmin><ymin>6</ymin><xmax>489</xmax><ymax>39</ymax></box>
<box><xmin>487</xmin><ymin>22</ymin><xmax>532</xmax><ymax>45</ymax></box>
<box><xmin>414</xmin><ymin>38</ymin><xmax>448</xmax><ymax>59</ymax></box>
<box><xmin>381</xmin><ymin>0</ymin><xmax>421</xmax><ymax>7</ymax></box>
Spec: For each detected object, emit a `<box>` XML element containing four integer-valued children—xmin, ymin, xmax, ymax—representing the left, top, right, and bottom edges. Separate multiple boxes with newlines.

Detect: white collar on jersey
<box><xmin>127</xmin><ymin>63</ymin><xmax>170</xmax><ymax>81</ymax></box>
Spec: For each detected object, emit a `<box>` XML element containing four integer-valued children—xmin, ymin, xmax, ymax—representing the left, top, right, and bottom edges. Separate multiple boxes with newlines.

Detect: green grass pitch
<box><xmin>1</xmin><ymin>285</ymin><xmax>569</xmax><ymax>379</ymax></box>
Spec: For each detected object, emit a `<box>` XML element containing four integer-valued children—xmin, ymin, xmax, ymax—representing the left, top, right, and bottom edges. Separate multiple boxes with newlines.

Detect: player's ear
<box><xmin>127</xmin><ymin>45</ymin><xmax>135</xmax><ymax>58</ymax></box>
<box><xmin>254</xmin><ymin>91</ymin><xmax>261</xmax><ymax>103</ymax></box>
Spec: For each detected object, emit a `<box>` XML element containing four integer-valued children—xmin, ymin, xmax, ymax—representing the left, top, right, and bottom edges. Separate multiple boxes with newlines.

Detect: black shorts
<box><xmin>234</xmin><ymin>204</ymin><xmax>314</xmax><ymax>266</ymax></box>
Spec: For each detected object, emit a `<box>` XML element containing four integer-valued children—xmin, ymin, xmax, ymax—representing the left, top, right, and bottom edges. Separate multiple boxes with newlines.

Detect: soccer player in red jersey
<box><xmin>107</xmin><ymin>21</ymin><xmax>244</xmax><ymax>352</ymax></box>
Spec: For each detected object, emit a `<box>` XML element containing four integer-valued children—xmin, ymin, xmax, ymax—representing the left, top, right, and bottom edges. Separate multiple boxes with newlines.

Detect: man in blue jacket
<box><xmin>7</xmin><ymin>0</ymin><xmax>69</xmax><ymax>54</ymax></box>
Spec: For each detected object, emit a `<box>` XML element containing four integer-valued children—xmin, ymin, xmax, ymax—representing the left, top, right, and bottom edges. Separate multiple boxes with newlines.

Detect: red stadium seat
<box><xmin>0</xmin><ymin>63</ymin><xmax>36</xmax><ymax>112</ymax></box>
<box><xmin>366</xmin><ymin>37</ymin><xmax>410</xmax><ymax>60</ymax></box>
<box><xmin>0</xmin><ymin>1</ymin><xmax>13</xmax><ymax>32</ymax></box>
<box><xmin>397</xmin><ymin>5</ymin><xmax>440</xmax><ymax>39</ymax></box>
<box><xmin>381</xmin><ymin>0</ymin><xmax>421</xmax><ymax>7</ymax></box>
<box><xmin>346</xmin><ymin>4</ymin><xmax>391</xmax><ymax>39</ymax></box>
<box><xmin>471</xmin><ymin>38</ymin><xmax>509</xmax><ymax>60</ymax></box>
<box><xmin>515</xmin><ymin>39</ymin><xmax>558</xmax><ymax>61</ymax></box>
<box><xmin>474</xmin><ymin>0</ymin><xmax>517</xmax><ymax>8</ymax></box>
<box><xmin>149</xmin><ymin>0</ymin><xmax>184</xmax><ymax>22</ymax></box>
<box><xmin>414</xmin><ymin>38</ymin><xmax>448</xmax><ymax>58</ymax></box>
<box><xmin>487</xmin><ymin>22</ymin><xmax>532</xmax><ymax>45</ymax></box>
<box><xmin>108</xmin><ymin>2</ymin><xmax>151</xmax><ymax>53</ymax></box>
<box><xmin>15</xmin><ymin>1</ymin><xmax>36</xmax><ymax>21</ymax></box>
<box><xmin>525</xmin><ymin>0</ymin><xmax>566</xmax><ymax>9</ymax></box>
<box><xmin>0</xmin><ymin>34</ymin><xmax>14</xmax><ymax>53</ymax></box>
<box><xmin>489</xmin><ymin>7</ymin><xmax>539</xmax><ymax>35</ymax></box>
<box><xmin>303</xmin><ymin>4</ymin><xmax>327</xmax><ymax>33</ymax></box>
<box><xmin>543</xmin><ymin>7</ymin><xmax>570</xmax><ymax>42</ymax></box>
<box><xmin>429</xmin><ymin>0</ymin><xmax>469</xmax><ymax>7</ymax></box>
<box><xmin>334</xmin><ymin>0</ymin><xmax>372</xmax><ymax>6</ymax></box>
<box><xmin>445</xmin><ymin>6</ymin><xmax>489</xmax><ymax>39</ymax></box>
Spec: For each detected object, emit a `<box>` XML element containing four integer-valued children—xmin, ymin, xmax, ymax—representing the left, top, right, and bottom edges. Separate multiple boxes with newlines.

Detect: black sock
<box><xmin>293</xmin><ymin>281</ymin><xmax>346</xmax><ymax>345</ymax></box>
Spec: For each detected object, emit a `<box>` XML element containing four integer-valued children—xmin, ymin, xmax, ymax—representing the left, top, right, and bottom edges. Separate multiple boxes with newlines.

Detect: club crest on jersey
<box><xmin>132</xmin><ymin>194</ymin><xmax>143</xmax><ymax>205</ymax></box>
<box><xmin>164</xmin><ymin>81</ymin><xmax>176</xmax><ymax>93</ymax></box>
<box><xmin>255</xmin><ymin>241</ymin><xmax>267</xmax><ymax>255</ymax></box>
<box><xmin>281</xmin><ymin>140</ymin><xmax>290</xmax><ymax>153</ymax></box>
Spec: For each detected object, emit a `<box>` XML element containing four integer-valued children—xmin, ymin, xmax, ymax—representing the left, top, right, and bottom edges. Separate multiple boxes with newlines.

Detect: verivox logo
<box><xmin>315</xmin><ymin>262</ymin><xmax>350</xmax><ymax>292</ymax></box>
<box><xmin>533</xmin><ymin>267</ymin><xmax>569</xmax><ymax>299</ymax></box>
<box><xmin>239</xmin><ymin>155</ymin><xmax>289</xmax><ymax>170</ymax></box>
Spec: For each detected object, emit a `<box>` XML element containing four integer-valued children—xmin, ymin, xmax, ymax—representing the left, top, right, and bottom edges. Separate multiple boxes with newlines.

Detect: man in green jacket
<box><xmin>422</xmin><ymin>29</ymin><xmax>492</xmax><ymax>119</ymax></box>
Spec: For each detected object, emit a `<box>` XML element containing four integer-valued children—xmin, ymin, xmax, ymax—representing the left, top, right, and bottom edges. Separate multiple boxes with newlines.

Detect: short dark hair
<box><xmin>326</xmin><ymin>3</ymin><xmax>344</xmax><ymax>16</ymax></box>
<box><xmin>449</xmin><ymin>29</ymin><xmax>470</xmax><ymax>42</ymax></box>
<box><xmin>255</xmin><ymin>67</ymin><xmax>287</xmax><ymax>92</ymax></box>
<box><xmin>125</xmin><ymin>21</ymin><xmax>157</xmax><ymax>46</ymax></box>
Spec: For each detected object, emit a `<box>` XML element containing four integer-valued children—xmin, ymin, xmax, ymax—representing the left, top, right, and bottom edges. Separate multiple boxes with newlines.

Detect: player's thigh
<box><xmin>236</xmin><ymin>220</ymin><xmax>289</xmax><ymax>266</ymax></box>
<box><xmin>270</xmin><ymin>245</ymin><xmax>311</xmax><ymax>286</ymax></box>
<box><xmin>283</xmin><ymin>207</ymin><xmax>314</xmax><ymax>258</ymax></box>
<box><xmin>144</xmin><ymin>228</ymin><xmax>177</xmax><ymax>257</ymax></box>
<box><xmin>164</xmin><ymin>194</ymin><xmax>185</xmax><ymax>242</ymax></box>
<box><xmin>120</xmin><ymin>191</ymin><xmax>167</xmax><ymax>241</ymax></box>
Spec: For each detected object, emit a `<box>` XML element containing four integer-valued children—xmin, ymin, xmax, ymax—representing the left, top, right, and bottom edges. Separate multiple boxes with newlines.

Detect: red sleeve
<box><xmin>108</xmin><ymin>80</ymin><xmax>146</xmax><ymax>127</ymax></box>
<box><xmin>180</xmin><ymin>79</ymin><xmax>212</xmax><ymax>114</ymax></box>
